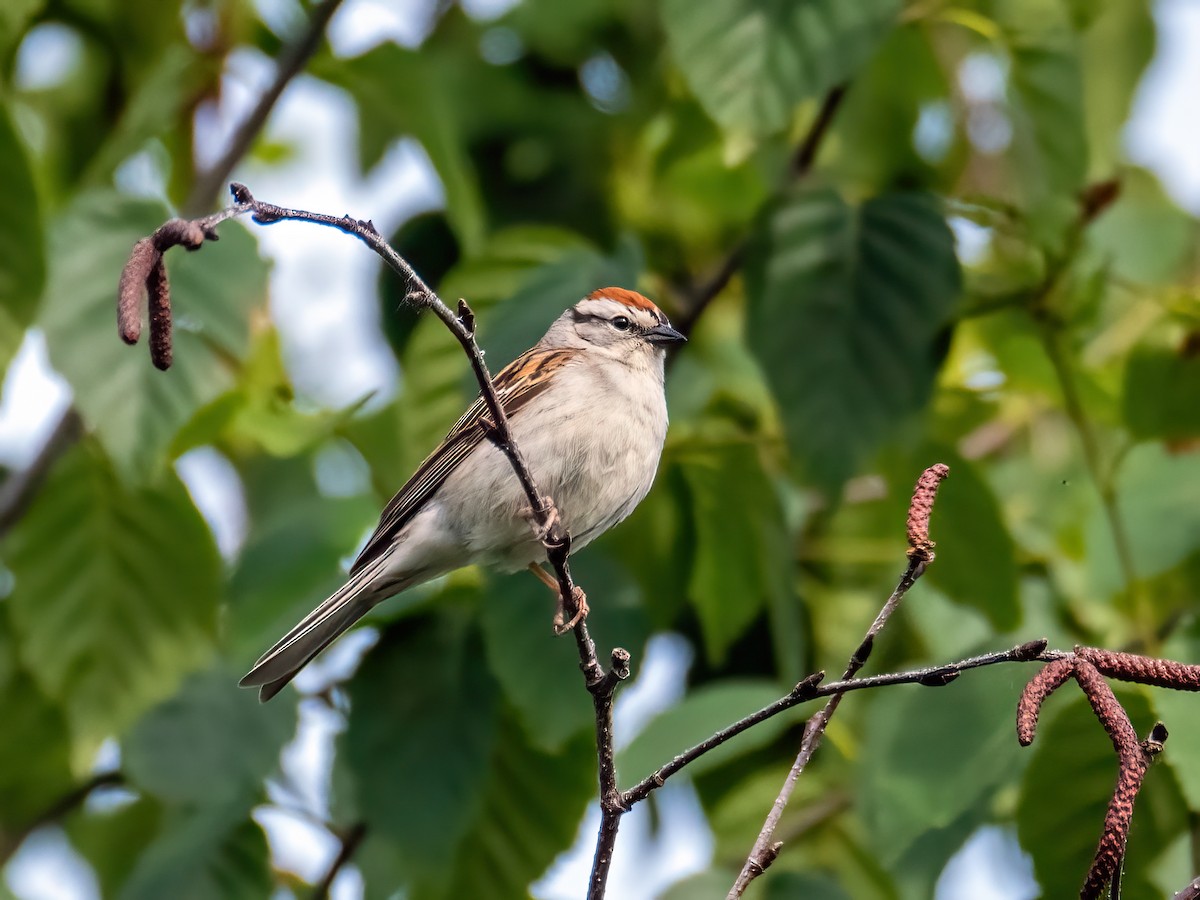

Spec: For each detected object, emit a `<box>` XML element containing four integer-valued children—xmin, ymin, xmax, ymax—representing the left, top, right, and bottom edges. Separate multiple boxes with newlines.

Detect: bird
<box><xmin>240</xmin><ymin>287</ymin><xmax>686</xmax><ymax>700</ymax></box>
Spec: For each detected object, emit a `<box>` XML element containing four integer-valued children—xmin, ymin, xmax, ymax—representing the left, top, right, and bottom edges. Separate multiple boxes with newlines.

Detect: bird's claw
<box><xmin>553</xmin><ymin>586</ymin><xmax>588</xmax><ymax>635</ymax></box>
<box><xmin>520</xmin><ymin>495</ymin><xmax>560</xmax><ymax>543</ymax></box>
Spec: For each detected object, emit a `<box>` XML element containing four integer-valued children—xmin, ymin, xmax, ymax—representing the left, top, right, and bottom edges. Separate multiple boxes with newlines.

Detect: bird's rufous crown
<box><xmin>586</xmin><ymin>287</ymin><xmax>661</xmax><ymax>315</ymax></box>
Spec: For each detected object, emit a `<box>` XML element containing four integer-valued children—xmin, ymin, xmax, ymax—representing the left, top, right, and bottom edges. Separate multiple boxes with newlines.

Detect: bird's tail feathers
<box><xmin>240</xmin><ymin>555</ymin><xmax>406</xmax><ymax>702</ymax></box>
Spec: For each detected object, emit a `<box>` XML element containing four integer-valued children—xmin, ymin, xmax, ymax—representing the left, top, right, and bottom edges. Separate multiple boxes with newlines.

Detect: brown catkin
<box><xmin>1076</xmin><ymin>646</ymin><xmax>1200</xmax><ymax>691</ymax></box>
<box><xmin>1072</xmin><ymin>661</ymin><xmax>1149</xmax><ymax>900</ymax></box>
<box><xmin>147</xmin><ymin>256</ymin><xmax>172</xmax><ymax>370</ymax></box>
<box><xmin>1016</xmin><ymin>657</ymin><xmax>1075</xmax><ymax>746</ymax></box>
<box><xmin>117</xmin><ymin>238</ymin><xmax>158</xmax><ymax>344</ymax></box>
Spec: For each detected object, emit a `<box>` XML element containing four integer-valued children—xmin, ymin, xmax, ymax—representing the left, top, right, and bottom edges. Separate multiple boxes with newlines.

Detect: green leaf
<box><xmin>860</xmin><ymin>665</ymin><xmax>1022</xmax><ymax>865</ymax></box>
<box><xmin>82</xmin><ymin>45</ymin><xmax>211</xmax><ymax>185</ymax></box>
<box><xmin>1122</xmin><ymin>344</ymin><xmax>1200</xmax><ymax>442</ymax></box>
<box><xmin>423</xmin><ymin>721</ymin><xmax>594</xmax><ymax>900</ymax></box>
<box><xmin>120</xmin><ymin>807</ymin><xmax>273</xmax><ymax>900</ymax></box>
<box><xmin>0</xmin><ymin>101</ymin><xmax>44</xmax><ymax>372</ymax></box>
<box><xmin>745</xmin><ymin>187</ymin><xmax>961</xmax><ymax>488</ymax></box>
<box><xmin>618</xmin><ymin>680</ymin><xmax>789</xmax><ymax>784</ymax></box>
<box><xmin>0</xmin><ymin>612</ymin><xmax>72</xmax><ymax>834</ymax></box>
<box><xmin>1081</xmin><ymin>0</ymin><xmax>1156</xmax><ymax>175</ymax></box>
<box><xmin>226</xmin><ymin>454</ymin><xmax>378</xmax><ymax>667</ymax></box>
<box><xmin>1086</xmin><ymin>443</ymin><xmax>1200</xmax><ymax>598</ymax></box>
<box><xmin>661</xmin><ymin>871</ymin><xmax>744</xmax><ymax>900</ymax></box>
<box><xmin>998</xmin><ymin>0</ymin><xmax>1088</xmax><ymax>206</ymax></box>
<box><xmin>913</xmin><ymin>448</ymin><xmax>1018</xmax><ymax>630</ymax></box>
<box><xmin>123</xmin><ymin>665</ymin><xmax>296</xmax><ymax>807</ymax></box>
<box><xmin>316</xmin><ymin>40</ymin><xmax>487</xmax><ymax>252</ymax></box>
<box><xmin>678</xmin><ymin>441</ymin><xmax>793</xmax><ymax>664</ymax></box>
<box><xmin>5</xmin><ymin>442</ymin><xmax>220</xmax><ymax>745</ymax></box>
<box><xmin>66</xmin><ymin>799</ymin><xmax>163</xmax><ymax>900</ymax></box>
<box><xmin>1017</xmin><ymin>690</ymin><xmax>1186</xmax><ymax>898</ymax></box>
<box><xmin>480</xmin><ymin>552</ymin><xmax>648</xmax><ymax>753</ymax></box>
<box><xmin>661</xmin><ymin>0</ymin><xmax>901</xmax><ymax>140</ymax></box>
<box><xmin>765</xmin><ymin>871</ymin><xmax>852</xmax><ymax>900</ymax></box>
<box><xmin>39</xmin><ymin>192</ymin><xmax>266</xmax><ymax>481</ymax></box>
<box><xmin>341</xmin><ymin>613</ymin><xmax>500</xmax><ymax>879</ymax></box>
<box><xmin>0</xmin><ymin>0</ymin><xmax>43</xmax><ymax>60</ymax></box>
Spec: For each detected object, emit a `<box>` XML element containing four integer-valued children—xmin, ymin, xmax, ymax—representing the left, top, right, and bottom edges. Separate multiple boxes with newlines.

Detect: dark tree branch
<box><xmin>674</xmin><ymin>83</ymin><xmax>849</xmax><ymax>336</ymax></box>
<box><xmin>624</xmin><ymin>640</ymin><xmax>1053</xmax><ymax>807</ymax></box>
<box><xmin>310</xmin><ymin>821</ymin><xmax>367</xmax><ymax>899</ymax></box>
<box><xmin>729</xmin><ymin>463</ymin><xmax>949</xmax><ymax>898</ymax></box>
<box><xmin>185</xmin><ymin>0</ymin><xmax>347</xmax><ymax>216</ymax></box>
<box><xmin>0</xmin><ymin>406</ymin><xmax>83</xmax><ymax>539</ymax></box>
<box><xmin>0</xmin><ymin>770</ymin><xmax>124</xmax><ymax>863</ymax></box>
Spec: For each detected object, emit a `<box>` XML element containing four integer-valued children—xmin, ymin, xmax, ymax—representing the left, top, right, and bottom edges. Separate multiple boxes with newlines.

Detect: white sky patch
<box><xmin>935</xmin><ymin>825</ymin><xmax>1038</xmax><ymax>899</ymax></box>
<box><xmin>1125</xmin><ymin>0</ymin><xmax>1200</xmax><ymax>213</ymax></box>
<box><xmin>0</xmin><ymin>331</ymin><xmax>72</xmax><ymax>468</ymax></box>
<box><xmin>176</xmin><ymin>447</ymin><xmax>249</xmax><ymax>561</ymax></box>
<box><xmin>4</xmin><ymin>829</ymin><xmax>98</xmax><ymax>900</ymax></box>
<box><xmin>613</xmin><ymin>632</ymin><xmax>692</xmax><ymax>751</ymax></box>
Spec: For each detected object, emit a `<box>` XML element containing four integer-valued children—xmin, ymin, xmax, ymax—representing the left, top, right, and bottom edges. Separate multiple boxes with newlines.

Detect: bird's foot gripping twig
<box><xmin>527</xmin><ymin>564</ymin><xmax>589</xmax><ymax>635</ymax></box>
<box><xmin>520</xmin><ymin>494</ymin><xmax>561</xmax><ymax>543</ymax></box>
<box><xmin>554</xmin><ymin>586</ymin><xmax>589</xmax><ymax>635</ymax></box>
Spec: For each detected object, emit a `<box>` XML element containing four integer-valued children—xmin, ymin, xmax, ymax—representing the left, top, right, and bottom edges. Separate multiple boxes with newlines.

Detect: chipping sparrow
<box><xmin>240</xmin><ymin>287</ymin><xmax>685</xmax><ymax>700</ymax></box>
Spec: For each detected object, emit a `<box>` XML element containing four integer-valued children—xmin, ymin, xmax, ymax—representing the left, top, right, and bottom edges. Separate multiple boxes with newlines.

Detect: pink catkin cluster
<box><xmin>1016</xmin><ymin>651</ymin><xmax>1178</xmax><ymax>899</ymax></box>
<box><xmin>905</xmin><ymin>462</ymin><xmax>950</xmax><ymax>558</ymax></box>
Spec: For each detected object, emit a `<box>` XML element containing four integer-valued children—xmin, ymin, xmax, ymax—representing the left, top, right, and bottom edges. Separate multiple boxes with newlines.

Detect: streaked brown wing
<box><xmin>347</xmin><ymin>347</ymin><xmax>575</xmax><ymax>576</ymax></box>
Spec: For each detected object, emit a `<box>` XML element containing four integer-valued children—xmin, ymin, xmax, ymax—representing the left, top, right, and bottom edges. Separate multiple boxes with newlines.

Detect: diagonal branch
<box><xmin>185</xmin><ymin>0</ymin><xmax>347</xmax><ymax>216</ymax></box>
<box><xmin>728</xmin><ymin>463</ymin><xmax>949</xmax><ymax>898</ymax></box>
<box><xmin>674</xmin><ymin>83</ymin><xmax>848</xmax><ymax>336</ymax></box>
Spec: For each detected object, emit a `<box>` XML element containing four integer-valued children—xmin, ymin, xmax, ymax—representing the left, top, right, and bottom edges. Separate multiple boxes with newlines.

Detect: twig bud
<box><xmin>1013</xmin><ymin>638</ymin><xmax>1049</xmax><ymax>661</ymax></box>
<box><xmin>458</xmin><ymin>298</ymin><xmax>476</xmax><ymax>336</ymax></box>
<box><xmin>153</xmin><ymin>218</ymin><xmax>207</xmax><ymax>251</ymax></box>
<box><xmin>917</xmin><ymin>667</ymin><xmax>960</xmax><ymax>687</ymax></box>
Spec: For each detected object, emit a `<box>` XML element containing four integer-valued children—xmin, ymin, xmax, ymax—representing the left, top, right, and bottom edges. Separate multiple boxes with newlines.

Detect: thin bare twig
<box><xmin>728</xmin><ymin>463</ymin><xmax>949</xmax><ymax>898</ymax></box>
<box><xmin>625</xmin><ymin>640</ymin><xmax>1052</xmax><ymax>806</ymax></box>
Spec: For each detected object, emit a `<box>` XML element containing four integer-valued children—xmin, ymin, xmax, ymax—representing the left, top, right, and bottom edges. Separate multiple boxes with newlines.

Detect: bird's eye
<box><xmin>612</xmin><ymin>316</ymin><xmax>631</xmax><ymax>331</ymax></box>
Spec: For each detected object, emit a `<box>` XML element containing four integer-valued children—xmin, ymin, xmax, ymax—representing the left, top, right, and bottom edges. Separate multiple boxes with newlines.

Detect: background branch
<box><xmin>185</xmin><ymin>0</ymin><xmax>347</xmax><ymax>216</ymax></box>
<box><xmin>0</xmin><ymin>0</ymin><xmax>341</xmax><ymax>540</ymax></box>
<box><xmin>728</xmin><ymin>463</ymin><xmax>949</xmax><ymax>898</ymax></box>
<box><xmin>0</xmin><ymin>771</ymin><xmax>123</xmax><ymax>864</ymax></box>
<box><xmin>673</xmin><ymin>83</ymin><xmax>849</xmax><ymax>336</ymax></box>
<box><xmin>310</xmin><ymin>821</ymin><xmax>367</xmax><ymax>899</ymax></box>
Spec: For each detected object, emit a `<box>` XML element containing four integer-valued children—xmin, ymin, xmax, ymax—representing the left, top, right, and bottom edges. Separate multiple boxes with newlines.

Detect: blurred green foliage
<box><xmin>1</xmin><ymin>0</ymin><xmax>1199</xmax><ymax>897</ymax></box>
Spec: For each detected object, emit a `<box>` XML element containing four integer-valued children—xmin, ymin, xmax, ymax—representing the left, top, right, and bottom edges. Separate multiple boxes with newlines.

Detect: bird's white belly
<box><xmin>434</xmin><ymin>366</ymin><xmax>667</xmax><ymax>570</ymax></box>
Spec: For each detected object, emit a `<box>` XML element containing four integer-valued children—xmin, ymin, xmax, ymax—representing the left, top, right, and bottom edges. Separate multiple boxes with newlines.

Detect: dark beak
<box><xmin>644</xmin><ymin>322</ymin><xmax>687</xmax><ymax>345</ymax></box>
